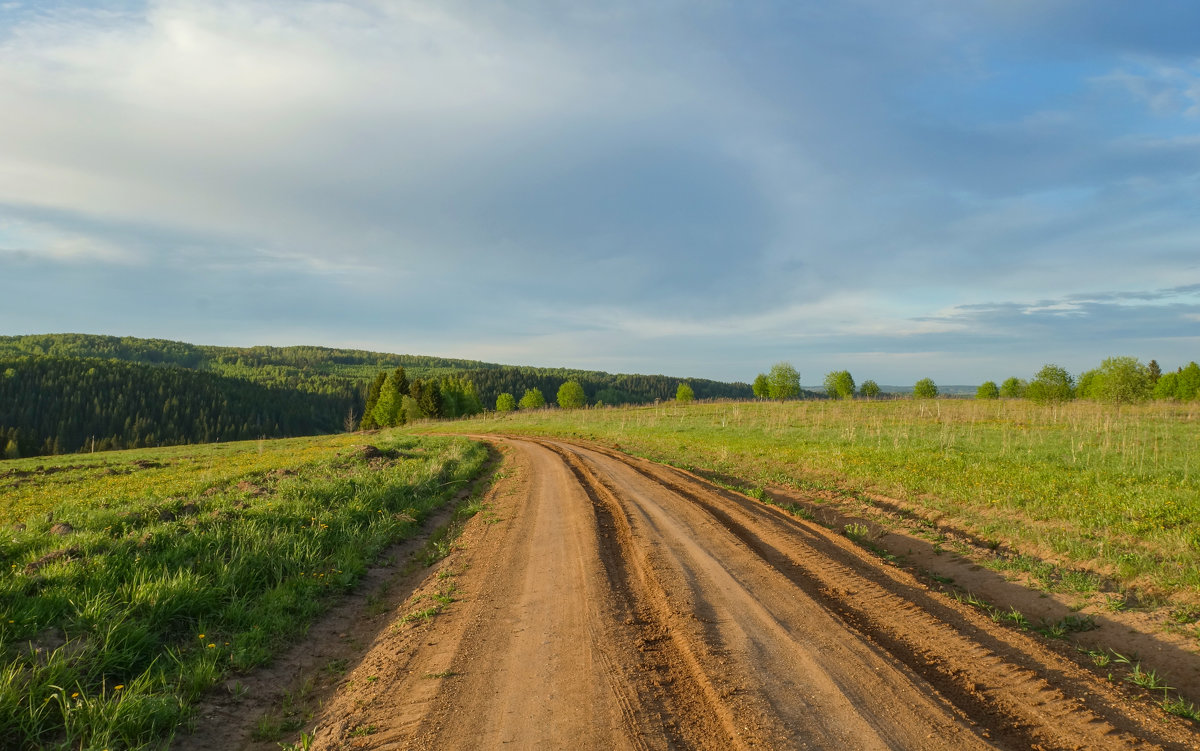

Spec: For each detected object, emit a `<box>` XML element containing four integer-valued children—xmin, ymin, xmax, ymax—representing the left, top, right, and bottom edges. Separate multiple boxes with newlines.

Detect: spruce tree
<box><xmin>361</xmin><ymin>371</ymin><xmax>388</xmax><ymax>429</ymax></box>
<box><xmin>372</xmin><ymin>369</ymin><xmax>408</xmax><ymax>427</ymax></box>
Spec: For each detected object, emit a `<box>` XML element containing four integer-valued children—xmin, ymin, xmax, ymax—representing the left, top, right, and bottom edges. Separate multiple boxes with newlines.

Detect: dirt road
<box><xmin>310</xmin><ymin>437</ymin><xmax>1198</xmax><ymax>750</ymax></box>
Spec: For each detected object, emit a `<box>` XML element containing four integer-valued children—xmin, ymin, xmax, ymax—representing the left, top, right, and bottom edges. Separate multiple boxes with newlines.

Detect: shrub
<box><xmin>767</xmin><ymin>362</ymin><xmax>801</xmax><ymax>400</ymax></box>
<box><xmin>823</xmin><ymin>371</ymin><xmax>855</xmax><ymax>400</ymax></box>
<box><xmin>676</xmin><ymin>383</ymin><xmax>695</xmax><ymax>403</ymax></box>
<box><xmin>1026</xmin><ymin>364</ymin><xmax>1074</xmax><ymax>404</ymax></box>
<box><xmin>495</xmin><ymin>392</ymin><xmax>516</xmax><ymax>412</ymax></box>
<box><xmin>999</xmin><ymin>377</ymin><xmax>1027</xmax><ymax>399</ymax></box>
<box><xmin>752</xmin><ymin>373</ymin><xmax>770</xmax><ymax>399</ymax></box>
<box><xmin>976</xmin><ymin>381</ymin><xmax>1000</xmax><ymax>400</ymax></box>
<box><xmin>1092</xmin><ymin>357</ymin><xmax>1152</xmax><ymax>404</ymax></box>
<box><xmin>913</xmin><ymin>378</ymin><xmax>938</xmax><ymax>399</ymax></box>
<box><xmin>518</xmin><ymin>388</ymin><xmax>546</xmax><ymax>410</ymax></box>
<box><xmin>556</xmin><ymin>381</ymin><xmax>586</xmax><ymax>409</ymax></box>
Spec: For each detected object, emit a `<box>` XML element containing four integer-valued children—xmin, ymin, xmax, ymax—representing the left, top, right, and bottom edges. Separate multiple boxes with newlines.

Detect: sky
<box><xmin>1</xmin><ymin>0</ymin><xmax>1198</xmax><ymax>385</ymax></box>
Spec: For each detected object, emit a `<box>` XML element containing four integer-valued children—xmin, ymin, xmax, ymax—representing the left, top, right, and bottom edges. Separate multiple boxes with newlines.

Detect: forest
<box><xmin>0</xmin><ymin>356</ymin><xmax>355</xmax><ymax>457</ymax></box>
<box><xmin>460</xmin><ymin>365</ymin><xmax>752</xmax><ymax>410</ymax></box>
<box><xmin>0</xmin><ymin>334</ymin><xmax>753</xmax><ymax>457</ymax></box>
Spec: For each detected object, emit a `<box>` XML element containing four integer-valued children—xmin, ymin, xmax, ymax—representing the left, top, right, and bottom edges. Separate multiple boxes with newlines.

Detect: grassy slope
<box><xmin>432</xmin><ymin>399</ymin><xmax>1200</xmax><ymax>600</ymax></box>
<box><xmin>0</xmin><ymin>431</ymin><xmax>488</xmax><ymax>750</ymax></box>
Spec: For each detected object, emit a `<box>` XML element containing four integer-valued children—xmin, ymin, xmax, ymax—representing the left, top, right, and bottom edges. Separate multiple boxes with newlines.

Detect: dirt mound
<box><xmin>24</xmin><ymin>547</ymin><xmax>82</xmax><ymax>574</ymax></box>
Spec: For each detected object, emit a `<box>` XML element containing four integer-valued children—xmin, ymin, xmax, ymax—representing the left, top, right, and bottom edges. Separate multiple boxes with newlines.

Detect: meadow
<box><xmin>0</xmin><ymin>431</ymin><xmax>487</xmax><ymax>750</ymax></box>
<box><xmin>439</xmin><ymin>398</ymin><xmax>1200</xmax><ymax>601</ymax></box>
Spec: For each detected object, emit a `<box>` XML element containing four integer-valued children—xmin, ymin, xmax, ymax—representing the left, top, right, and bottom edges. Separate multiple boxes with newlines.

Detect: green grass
<box><xmin>0</xmin><ymin>431</ymin><xmax>487</xmax><ymax>750</ymax></box>
<box><xmin>430</xmin><ymin>399</ymin><xmax>1200</xmax><ymax>597</ymax></box>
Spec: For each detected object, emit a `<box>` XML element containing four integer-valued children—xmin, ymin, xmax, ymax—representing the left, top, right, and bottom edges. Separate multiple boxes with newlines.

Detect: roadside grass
<box><xmin>431</xmin><ymin>399</ymin><xmax>1200</xmax><ymax>600</ymax></box>
<box><xmin>0</xmin><ymin>432</ymin><xmax>487</xmax><ymax>750</ymax></box>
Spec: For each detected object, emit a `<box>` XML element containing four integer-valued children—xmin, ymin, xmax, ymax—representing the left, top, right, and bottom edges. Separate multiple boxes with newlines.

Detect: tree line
<box><xmin>0</xmin><ymin>356</ymin><xmax>356</xmax><ymax>458</ymax></box>
<box><xmin>748</xmin><ymin>363</ymin><xmax>879</xmax><ymax>400</ymax></box>
<box><xmin>359</xmin><ymin>368</ymin><xmax>484</xmax><ymax>428</ymax></box>
<box><xmin>1</xmin><ymin>333</ymin><xmax>754</xmax><ymax>410</ymax></box>
<box><xmin>747</xmin><ymin>356</ymin><xmax>1200</xmax><ymax>405</ymax></box>
<box><xmin>456</xmin><ymin>366</ymin><xmax>751</xmax><ymax>410</ymax></box>
<box><xmin>974</xmin><ymin>358</ymin><xmax>1200</xmax><ymax>404</ymax></box>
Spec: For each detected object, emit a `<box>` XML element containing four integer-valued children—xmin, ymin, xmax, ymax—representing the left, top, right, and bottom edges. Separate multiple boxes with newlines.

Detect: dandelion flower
<box><xmin>114</xmin><ymin>685</ymin><xmax>125</xmax><ymax>691</ymax></box>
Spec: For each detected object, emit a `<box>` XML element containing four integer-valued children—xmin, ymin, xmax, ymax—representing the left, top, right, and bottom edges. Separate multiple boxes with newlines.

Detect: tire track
<box><xmin>556</xmin><ymin>439</ymin><xmax>1197</xmax><ymax>751</ymax></box>
<box><xmin>308</xmin><ymin>436</ymin><xmax>1199</xmax><ymax>751</ymax></box>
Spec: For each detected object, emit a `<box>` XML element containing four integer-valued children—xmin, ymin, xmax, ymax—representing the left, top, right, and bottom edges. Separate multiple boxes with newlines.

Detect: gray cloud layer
<box><xmin>1</xmin><ymin>0</ymin><xmax>1198</xmax><ymax>383</ymax></box>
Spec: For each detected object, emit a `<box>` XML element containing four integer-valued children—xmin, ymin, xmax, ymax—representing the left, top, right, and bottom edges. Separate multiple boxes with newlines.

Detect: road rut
<box><xmin>310</xmin><ymin>437</ymin><xmax>1199</xmax><ymax>750</ymax></box>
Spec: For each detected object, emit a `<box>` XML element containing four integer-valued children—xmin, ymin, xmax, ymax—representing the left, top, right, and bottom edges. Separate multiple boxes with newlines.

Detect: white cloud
<box><xmin>0</xmin><ymin>216</ymin><xmax>141</xmax><ymax>264</ymax></box>
<box><xmin>1095</xmin><ymin>62</ymin><xmax>1200</xmax><ymax>117</ymax></box>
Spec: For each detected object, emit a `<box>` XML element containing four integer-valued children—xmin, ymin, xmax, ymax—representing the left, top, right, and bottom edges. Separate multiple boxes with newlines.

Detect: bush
<box><xmin>556</xmin><ymin>381</ymin><xmax>586</xmax><ymax>409</ymax></box>
<box><xmin>676</xmin><ymin>383</ymin><xmax>695</xmax><ymax>403</ymax></box>
<box><xmin>823</xmin><ymin>371</ymin><xmax>855</xmax><ymax>400</ymax></box>
<box><xmin>999</xmin><ymin>377</ymin><xmax>1027</xmax><ymax>399</ymax></box>
<box><xmin>767</xmin><ymin>362</ymin><xmax>801</xmax><ymax>400</ymax></box>
<box><xmin>1090</xmin><ymin>357</ymin><xmax>1151</xmax><ymax>404</ymax></box>
<box><xmin>495</xmin><ymin>392</ymin><xmax>516</xmax><ymax>412</ymax></box>
<box><xmin>518</xmin><ymin>388</ymin><xmax>546</xmax><ymax>410</ymax></box>
<box><xmin>976</xmin><ymin>381</ymin><xmax>999</xmax><ymax>400</ymax></box>
<box><xmin>1154</xmin><ymin>363</ymin><xmax>1200</xmax><ymax>400</ymax></box>
<box><xmin>752</xmin><ymin>373</ymin><xmax>770</xmax><ymax>399</ymax></box>
<box><xmin>1026</xmin><ymin>364</ymin><xmax>1074</xmax><ymax>404</ymax></box>
<box><xmin>913</xmin><ymin>378</ymin><xmax>938</xmax><ymax>399</ymax></box>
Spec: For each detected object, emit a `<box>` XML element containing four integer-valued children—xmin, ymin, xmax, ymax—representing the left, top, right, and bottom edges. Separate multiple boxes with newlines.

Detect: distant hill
<box><xmin>0</xmin><ymin>333</ymin><xmax>753</xmax><ymax>457</ymax></box>
<box><xmin>0</xmin><ymin>334</ymin><xmax>753</xmax><ymax>405</ymax></box>
<box><xmin>0</xmin><ymin>355</ymin><xmax>354</xmax><ymax>456</ymax></box>
<box><xmin>0</xmin><ymin>333</ymin><xmax>495</xmax><ymax>392</ymax></box>
<box><xmin>877</xmin><ymin>384</ymin><xmax>978</xmax><ymax>396</ymax></box>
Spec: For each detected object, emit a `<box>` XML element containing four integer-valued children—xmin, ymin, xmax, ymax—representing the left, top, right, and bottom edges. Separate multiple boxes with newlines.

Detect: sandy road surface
<box><xmin>311</xmin><ymin>437</ymin><xmax>1198</xmax><ymax>750</ymax></box>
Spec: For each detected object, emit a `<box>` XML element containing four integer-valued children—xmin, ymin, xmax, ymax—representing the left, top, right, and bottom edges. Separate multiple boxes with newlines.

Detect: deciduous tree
<box><xmin>913</xmin><ymin>378</ymin><xmax>938</xmax><ymax>399</ymax></box>
<box><xmin>999</xmin><ymin>377</ymin><xmax>1027</xmax><ymax>399</ymax></box>
<box><xmin>495</xmin><ymin>392</ymin><xmax>516</xmax><ymax>412</ymax></box>
<box><xmin>752</xmin><ymin>373</ymin><xmax>770</xmax><ymax>399</ymax></box>
<box><xmin>1026</xmin><ymin>364</ymin><xmax>1074</xmax><ymax>404</ymax></box>
<box><xmin>518</xmin><ymin>387</ymin><xmax>545</xmax><ymax>410</ymax></box>
<box><xmin>976</xmin><ymin>381</ymin><xmax>999</xmax><ymax>400</ymax></box>
<box><xmin>823</xmin><ymin>371</ymin><xmax>855</xmax><ymax>400</ymax></box>
<box><xmin>557</xmin><ymin>380</ymin><xmax>586</xmax><ymax>409</ymax></box>
<box><xmin>858</xmin><ymin>380</ymin><xmax>880</xmax><ymax>399</ymax></box>
<box><xmin>767</xmin><ymin>362</ymin><xmax>801</xmax><ymax>400</ymax></box>
<box><xmin>676</xmin><ymin>382</ymin><xmax>695</xmax><ymax>403</ymax></box>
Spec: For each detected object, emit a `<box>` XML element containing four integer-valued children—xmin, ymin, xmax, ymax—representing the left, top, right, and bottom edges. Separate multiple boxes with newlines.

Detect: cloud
<box><xmin>1</xmin><ymin>1</ymin><xmax>1199</xmax><ymax>383</ymax></box>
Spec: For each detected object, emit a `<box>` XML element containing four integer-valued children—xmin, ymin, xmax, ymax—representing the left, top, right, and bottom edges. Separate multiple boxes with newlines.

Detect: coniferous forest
<box><xmin>0</xmin><ymin>334</ymin><xmax>753</xmax><ymax>458</ymax></box>
<box><xmin>0</xmin><ymin>356</ymin><xmax>356</xmax><ymax>457</ymax></box>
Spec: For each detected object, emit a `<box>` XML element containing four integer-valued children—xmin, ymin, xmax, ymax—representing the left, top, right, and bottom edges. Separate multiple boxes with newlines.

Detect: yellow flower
<box><xmin>198</xmin><ymin>634</ymin><xmax>205</xmax><ymax>639</ymax></box>
<box><xmin>207</xmin><ymin>643</ymin><xmax>215</xmax><ymax>648</ymax></box>
<box><xmin>113</xmin><ymin>685</ymin><xmax>124</xmax><ymax>691</ymax></box>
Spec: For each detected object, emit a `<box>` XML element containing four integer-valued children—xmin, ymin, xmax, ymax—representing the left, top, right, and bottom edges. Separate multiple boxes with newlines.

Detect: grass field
<box><xmin>0</xmin><ymin>431</ymin><xmax>487</xmax><ymax>750</ymax></box>
<box><xmin>436</xmin><ymin>399</ymin><xmax>1200</xmax><ymax>602</ymax></box>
